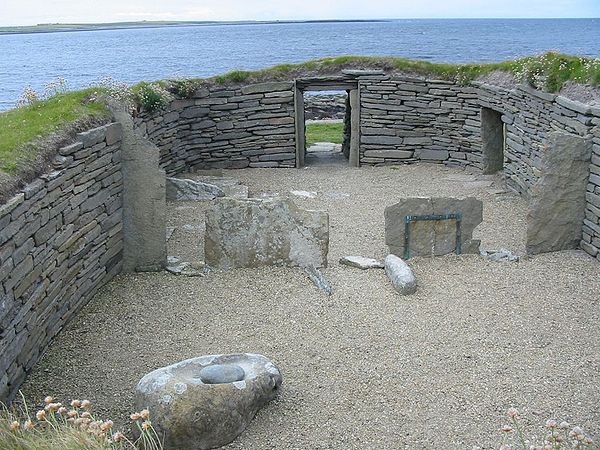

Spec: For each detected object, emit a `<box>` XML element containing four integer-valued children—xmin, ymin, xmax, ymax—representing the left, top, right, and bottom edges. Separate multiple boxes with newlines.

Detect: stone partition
<box><xmin>476</xmin><ymin>83</ymin><xmax>594</xmax><ymax>197</ymax></box>
<box><xmin>136</xmin><ymin>82</ymin><xmax>296</xmax><ymax>174</ymax></box>
<box><xmin>359</xmin><ymin>77</ymin><xmax>482</xmax><ymax>167</ymax></box>
<box><xmin>0</xmin><ymin>124</ymin><xmax>124</xmax><ymax>401</ymax></box>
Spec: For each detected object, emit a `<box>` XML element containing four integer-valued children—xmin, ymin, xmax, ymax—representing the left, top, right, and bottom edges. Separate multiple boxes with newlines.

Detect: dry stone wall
<box><xmin>0</xmin><ymin>123</ymin><xmax>124</xmax><ymax>401</ymax></box>
<box><xmin>476</xmin><ymin>83</ymin><xmax>595</xmax><ymax>197</ymax></box>
<box><xmin>131</xmin><ymin>76</ymin><xmax>600</xmax><ymax>261</ymax></box>
<box><xmin>583</xmin><ymin>118</ymin><xmax>600</xmax><ymax>259</ymax></box>
<box><xmin>3</xmin><ymin>73</ymin><xmax>600</xmax><ymax>404</ymax></box>
<box><xmin>135</xmin><ymin>82</ymin><xmax>296</xmax><ymax>174</ymax></box>
<box><xmin>359</xmin><ymin>76</ymin><xmax>482</xmax><ymax>167</ymax></box>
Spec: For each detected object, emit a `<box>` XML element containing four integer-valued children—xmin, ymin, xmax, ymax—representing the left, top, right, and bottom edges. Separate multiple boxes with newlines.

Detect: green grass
<box><xmin>305</xmin><ymin>122</ymin><xmax>344</xmax><ymax>147</ymax></box>
<box><xmin>210</xmin><ymin>52</ymin><xmax>600</xmax><ymax>91</ymax></box>
<box><xmin>0</xmin><ymin>89</ymin><xmax>109</xmax><ymax>175</ymax></box>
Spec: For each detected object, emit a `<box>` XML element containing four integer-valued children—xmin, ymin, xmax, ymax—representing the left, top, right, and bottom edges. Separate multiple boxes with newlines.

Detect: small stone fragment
<box><xmin>339</xmin><ymin>256</ymin><xmax>384</xmax><ymax>270</ymax></box>
<box><xmin>303</xmin><ymin>265</ymin><xmax>333</xmax><ymax>296</ymax></box>
<box><xmin>481</xmin><ymin>249</ymin><xmax>520</xmax><ymax>262</ymax></box>
<box><xmin>384</xmin><ymin>255</ymin><xmax>417</xmax><ymax>295</ymax></box>
<box><xmin>290</xmin><ymin>190</ymin><xmax>317</xmax><ymax>199</ymax></box>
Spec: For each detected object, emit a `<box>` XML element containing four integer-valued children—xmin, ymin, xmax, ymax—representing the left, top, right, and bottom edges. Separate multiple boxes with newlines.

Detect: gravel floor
<box><xmin>21</xmin><ymin>163</ymin><xmax>600</xmax><ymax>449</ymax></box>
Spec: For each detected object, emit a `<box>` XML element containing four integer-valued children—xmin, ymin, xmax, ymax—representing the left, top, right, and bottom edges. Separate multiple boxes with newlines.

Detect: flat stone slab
<box><xmin>339</xmin><ymin>256</ymin><xmax>384</xmax><ymax>270</ymax></box>
<box><xmin>135</xmin><ymin>353</ymin><xmax>282</xmax><ymax>450</ymax></box>
<box><xmin>385</xmin><ymin>197</ymin><xmax>483</xmax><ymax>258</ymax></box>
<box><xmin>167</xmin><ymin>177</ymin><xmax>225</xmax><ymax>201</ymax></box>
<box><xmin>481</xmin><ymin>249</ymin><xmax>520</xmax><ymax>262</ymax></box>
<box><xmin>384</xmin><ymin>255</ymin><xmax>417</xmax><ymax>295</ymax></box>
<box><xmin>195</xmin><ymin>176</ymin><xmax>249</xmax><ymax>199</ymax></box>
<box><xmin>205</xmin><ymin>197</ymin><xmax>329</xmax><ymax>269</ymax></box>
<box><xmin>526</xmin><ymin>132</ymin><xmax>592</xmax><ymax>255</ymax></box>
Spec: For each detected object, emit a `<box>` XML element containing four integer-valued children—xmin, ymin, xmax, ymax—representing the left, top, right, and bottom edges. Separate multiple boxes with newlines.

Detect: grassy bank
<box><xmin>0</xmin><ymin>89</ymin><xmax>109</xmax><ymax>202</ymax></box>
<box><xmin>305</xmin><ymin>122</ymin><xmax>344</xmax><ymax>147</ymax></box>
<box><xmin>0</xmin><ymin>89</ymin><xmax>108</xmax><ymax>175</ymax></box>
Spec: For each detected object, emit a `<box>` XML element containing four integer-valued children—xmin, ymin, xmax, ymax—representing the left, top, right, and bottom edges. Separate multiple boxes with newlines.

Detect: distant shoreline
<box><xmin>0</xmin><ymin>19</ymin><xmax>389</xmax><ymax>36</ymax></box>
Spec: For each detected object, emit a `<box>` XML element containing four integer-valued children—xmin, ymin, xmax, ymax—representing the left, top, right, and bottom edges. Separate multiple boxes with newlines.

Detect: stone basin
<box><xmin>135</xmin><ymin>353</ymin><xmax>282</xmax><ymax>450</ymax></box>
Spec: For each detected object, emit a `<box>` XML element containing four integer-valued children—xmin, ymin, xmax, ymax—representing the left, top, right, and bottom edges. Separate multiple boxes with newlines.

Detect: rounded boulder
<box><xmin>135</xmin><ymin>353</ymin><xmax>282</xmax><ymax>450</ymax></box>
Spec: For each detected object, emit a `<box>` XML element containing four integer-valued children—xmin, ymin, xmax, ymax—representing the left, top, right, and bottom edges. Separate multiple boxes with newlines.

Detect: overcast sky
<box><xmin>1</xmin><ymin>0</ymin><xmax>599</xmax><ymax>26</ymax></box>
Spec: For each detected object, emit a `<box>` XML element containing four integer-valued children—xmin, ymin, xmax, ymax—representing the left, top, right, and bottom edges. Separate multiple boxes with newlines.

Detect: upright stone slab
<box><xmin>111</xmin><ymin>103</ymin><xmax>167</xmax><ymax>272</ymax></box>
<box><xmin>205</xmin><ymin>197</ymin><xmax>329</xmax><ymax>269</ymax></box>
<box><xmin>385</xmin><ymin>197</ymin><xmax>483</xmax><ymax>258</ymax></box>
<box><xmin>526</xmin><ymin>132</ymin><xmax>592</xmax><ymax>255</ymax></box>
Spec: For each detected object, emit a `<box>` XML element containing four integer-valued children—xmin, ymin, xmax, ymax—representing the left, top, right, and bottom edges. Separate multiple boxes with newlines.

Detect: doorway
<box><xmin>294</xmin><ymin>79</ymin><xmax>360</xmax><ymax>168</ymax></box>
<box><xmin>481</xmin><ymin>107</ymin><xmax>505</xmax><ymax>174</ymax></box>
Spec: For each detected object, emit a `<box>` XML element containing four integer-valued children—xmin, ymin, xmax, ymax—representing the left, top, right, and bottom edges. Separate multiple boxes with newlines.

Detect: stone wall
<box><xmin>583</xmin><ymin>118</ymin><xmax>600</xmax><ymax>259</ymax></box>
<box><xmin>0</xmin><ymin>123</ymin><xmax>124</xmax><ymax>401</ymax></box>
<box><xmin>358</xmin><ymin>76</ymin><xmax>482</xmax><ymax>167</ymax></box>
<box><xmin>135</xmin><ymin>82</ymin><xmax>296</xmax><ymax>174</ymax></box>
<box><xmin>477</xmin><ymin>83</ymin><xmax>594</xmax><ymax>196</ymax></box>
<box><xmin>130</xmin><ymin>75</ymin><xmax>600</xmax><ymax>261</ymax></box>
<box><xmin>4</xmin><ymin>73</ymin><xmax>600</xmax><ymax>403</ymax></box>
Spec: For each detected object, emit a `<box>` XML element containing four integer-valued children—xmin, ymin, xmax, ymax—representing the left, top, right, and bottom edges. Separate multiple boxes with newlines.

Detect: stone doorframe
<box><xmin>294</xmin><ymin>77</ymin><xmax>360</xmax><ymax>168</ymax></box>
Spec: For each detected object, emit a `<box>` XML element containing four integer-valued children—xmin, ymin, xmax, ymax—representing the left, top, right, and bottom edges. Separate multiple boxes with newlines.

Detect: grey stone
<box><xmin>110</xmin><ymin>102</ymin><xmax>167</xmax><ymax>273</ymax></box>
<box><xmin>415</xmin><ymin>149</ymin><xmax>449</xmax><ymax>160</ymax></box>
<box><xmin>77</xmin><ymin>126</ymin><xmax>106</xmax><ymax>148</ymax></box>
<box><xmin>339</xmin><ymin>256</ymin><xmax>384</xmax><ymax>270</ymax></box>
<box><xmin>361</xmin><ymin>135</ymin><xmax>403</xmax><ymax>145</ymax></box>
<box><xmin>205</xmin><ymin>197</ymin><xmax>329</xmax><ymax>269</ymax></box>
<box><xmin>241</xmin><ymin>82</ymin><xmax>293</xmax><ymax>95</ymax></box>
<box><xmin>526</xmin><ymin>132</ymin><xmax>593</xmax><ymax>255</ymax></box>
<box><xmin>135</xmin><ymin>353</ymin><xmax>282</xmax><ymax>450</ymax></box>
<box><xmin>199</xmin><ymin>364</ymin><xmax>246</xmax><ymax>384</ymax></box>
<box><xmin>364</xmin><ymin>150</ymin><xmax>413</xmax><ymax>159</ymax></box>
<box><xmin>385</xmin><ymin>197</ymin><xmax>483</xmax><ymax>258</ymax></box>
<box><xmin>481</xmin><ymin>249</ymin><xmax>520</xmax><ymax>262</ymax></box>
<box><xmin>384</xmin><ymin>255</ymin><xmax>417</xmax><ymax>295</ymax></box>
<box><xmin>166</xmin><ymin>178</ymin><xmax>225</xmax><ymax>201</ymax></box>
<box><xmin>303</xmin><ymin>265</ymin><xmax>333</xmax><ymax>296</ymax></box>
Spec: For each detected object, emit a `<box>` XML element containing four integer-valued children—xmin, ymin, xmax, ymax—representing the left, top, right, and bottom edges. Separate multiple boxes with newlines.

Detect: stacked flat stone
<box><xmin>476</xmin><ymin>83</ymin><xmax>595</xmax><ymax>197</ymax></box>
<box><xmin>135</xmin><ymin>82</ymin><xmax>297</xmax><ymax>173</ymax></box>
<box><xmin>359</xmin><ymin>77</ymin><xmax>482</xmax><ymax>167</ymax></box>
<box><xmin>0</xmin><ymin>124</ymin><xmax>124</xmax><ymax>401</ymax></box>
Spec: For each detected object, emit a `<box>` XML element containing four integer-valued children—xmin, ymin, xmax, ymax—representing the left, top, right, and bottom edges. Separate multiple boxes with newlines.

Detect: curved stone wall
<box><xmin>135</xmin><ymin>82</ymin><xmax>297</xmax><ymax>174</ymax></box>
<box><xmin>2</xmin><ymin>72</ymin><xmax>600</xmax><ymax>403</ymax></box>
<box><xmin>0</xmin><ymin>123</ymin><xmax>124</xmax><ymax>401</ymax></box>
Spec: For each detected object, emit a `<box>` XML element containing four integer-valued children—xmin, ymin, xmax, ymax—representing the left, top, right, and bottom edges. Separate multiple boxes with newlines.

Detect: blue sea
<box><xmin>0</xmin><ymin>19</ymin><xmax>599</xmax><ymax>111</ymax></box>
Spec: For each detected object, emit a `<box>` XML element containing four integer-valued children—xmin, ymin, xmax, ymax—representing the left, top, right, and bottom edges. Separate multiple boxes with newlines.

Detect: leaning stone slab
<box><xmin>135</xmin><ymin>354</ymin><xmax>282</xmax><ymax>450</ymax></box>
<box><xmin>339</xmin><ymin>256</ymin><xmax>384</xmax><ymax>270</ymax></box>
<box><xmin>526</xmin><ymin>132</ymin><xmax>592</xmax><ymax>255</ymax></box>
<box><xmin>304</xmin><ymin>265</ymin><xmax>333</xmax><ymax>296</ymax></box>
<box><xmin>384</xmin><ymin>255</ymin><xmax>417</xmax><ymax>295</ymax></box>
<box><xmin>385</xmin><ymin>197</ymin><xmax>482</xmax><ymax>258</ymax></box>
<box><xmin>205</xmin><ymin>197</ymin><xmax>329</xmax><ymax>269</ymax></box>
<box><xmin>166</xmin><ymin>177</ymin><xmax>225</xmax><ymax>201</ymax></box>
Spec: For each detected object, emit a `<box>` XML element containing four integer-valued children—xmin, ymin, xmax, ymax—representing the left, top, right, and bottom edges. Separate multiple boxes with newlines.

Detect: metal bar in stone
<box><xmin>403</xmin><ymin>213</ymin><xmax>463</xmax><ymax>259</ymax></box>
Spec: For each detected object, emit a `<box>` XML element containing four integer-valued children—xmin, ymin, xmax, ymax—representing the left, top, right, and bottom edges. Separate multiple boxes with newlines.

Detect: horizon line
<box><xmin>0</xmin><ymin>16</ymin><xmax>598</xmax><ymax>28</ymax></box>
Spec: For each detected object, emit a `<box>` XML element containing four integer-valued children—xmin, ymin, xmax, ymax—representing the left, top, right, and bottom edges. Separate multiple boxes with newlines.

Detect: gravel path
<box><xmin>21</xmin><ymin>163</ymin><xmax>600</xmax><ymax>449</ymax></box>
